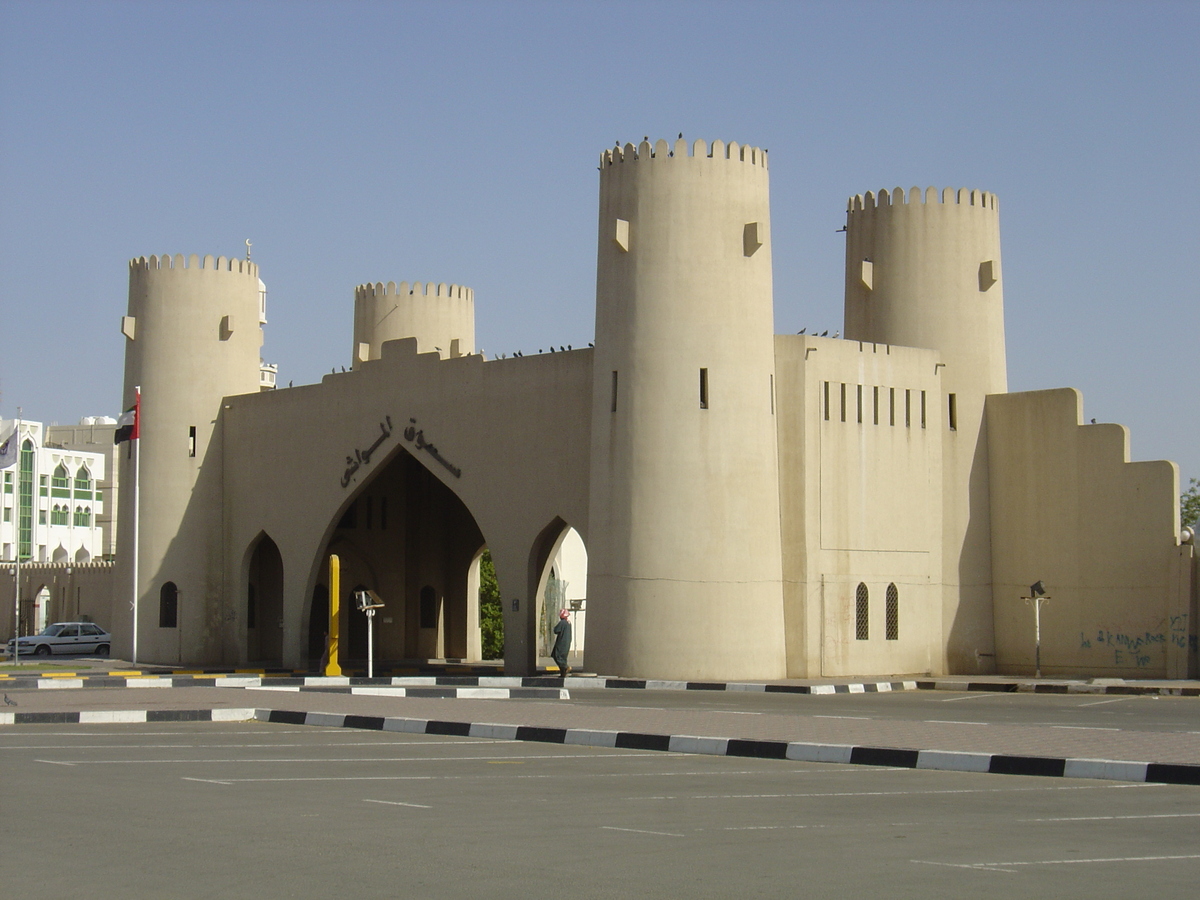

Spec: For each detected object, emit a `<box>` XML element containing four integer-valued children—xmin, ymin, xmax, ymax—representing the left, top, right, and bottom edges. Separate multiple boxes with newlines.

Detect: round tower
<box><xmin>115</xmin><ymin>253</ymin><xmax>265</xmax><ymax>664</ymax></box>
<box><xmin>352</xmin><ymin>280</ymin><xmax>474</xmax><ymax>367</ymax></box>
<box><xmin>585</xmin><ymin>138</ymin><xmax>787</xmax><ymax>681</ymax></box>
<box><xmin>843</xmin><ymin>186</ymin><xmax>1006</xmax><ymax>396</ymax></box>
<box><xmin>843</xmin><ymin>187</ymin><xmax>1008</xmax><ymax>673</ymax></box>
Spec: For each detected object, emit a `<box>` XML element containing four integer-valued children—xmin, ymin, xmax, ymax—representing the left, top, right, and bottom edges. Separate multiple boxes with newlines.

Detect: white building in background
<box><xmin>1</xmin><ymin>417</ymin><xmax>114</xmax><ymax>564</ymax></box>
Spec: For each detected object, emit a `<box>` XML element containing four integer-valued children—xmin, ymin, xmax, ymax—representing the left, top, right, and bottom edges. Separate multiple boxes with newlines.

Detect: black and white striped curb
<box><xmin>0</xmin><ymin>707</ymin><xmax>255</xmax><ymax>725</ymax></box>
<box><xmin>0</xmin><ymin>674</ymin><xmax>918</xmax><ymax>694</ymax></box>
<box><xmin>254</xmin><ymin>707</ymin><xmax>1200</xmax><ymax>786</ymax></box>
<box><xmin>241</xmin><ymin>685</ymin><xmax>568</xmax><ymax>700</ymax></box>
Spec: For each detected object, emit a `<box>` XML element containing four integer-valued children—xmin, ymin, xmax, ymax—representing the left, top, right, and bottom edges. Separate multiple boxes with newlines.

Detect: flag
<box><xmin>0</xmin><ymin>427</ymin><xmax>17</xmax><ymax>468</ymax></box>
<box><xmin>114</xmin><ymin>388</ymin><xmax>141</xmax><ymax>444</ymax></box>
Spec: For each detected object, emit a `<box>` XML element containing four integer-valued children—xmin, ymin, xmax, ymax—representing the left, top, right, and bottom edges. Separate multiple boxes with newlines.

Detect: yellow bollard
<box><xmin>325</xmin><ymin>554</ymin><xmax>342</xmax><ymax>676</ymax></box>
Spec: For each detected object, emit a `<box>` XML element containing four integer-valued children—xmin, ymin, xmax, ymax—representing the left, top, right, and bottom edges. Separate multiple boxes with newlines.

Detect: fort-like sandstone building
<box><xmin>109</xmin><ymin>137</ymin><xmax>1196</xmax><ymax>679</ymax></box>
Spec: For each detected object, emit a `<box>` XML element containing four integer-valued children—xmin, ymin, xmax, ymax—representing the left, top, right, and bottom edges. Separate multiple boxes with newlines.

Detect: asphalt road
<box><xmin>566</xmin><ymin>686</ymin><xmax>1200</xmax><ymax>733</ymax></box>
<box><xmin>4</xmin><ymin>721</ymin><xmax>1199</xmax><ymax>899</ymax></box>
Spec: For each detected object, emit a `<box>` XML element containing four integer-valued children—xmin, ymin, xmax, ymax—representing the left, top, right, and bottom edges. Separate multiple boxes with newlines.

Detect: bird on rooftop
<box><xmin>821</xmin><ymin>330</ymin><xmax>828</xmax><ymax>337</ymax></box>
<box><xmin>560</xmin><ymin>346</ymin><xmax>565</xmax><ymax>352</ymax></box>
<box><xmin>678</xmin><ymin>132</ymin><xmax>683</xmax><ymax>139</ymax></box>
<box><xmin>836</xmin><ymin>226</ymin><xmax>847</xmax><ymax>233</ymax></box>
<box><xmin>288</xmin><ymin>380</ymin><xmax>293</xmax><ymax>388</ymax></box>
<box><xmin>588</xmin><ymin>342</ymin><xmax>594</xmax><ymax>348</ymax></box>
<box><xmin>1091</xmin><ymin>418</ymin><xmax>1097</xmax><ymax>424</ymax></box>
<box><xmin>798</xmin><ymin>328</ymin><xmax>806</xmax><ymax>334</ymax></box>
<box><xmin>833</xmin><ymin>331</ymin><xmax>840</xmax><ymax>339</ymax></box>
<box><xmin>567</xmin><ymin>344</ymin><xmax>572</xmax><ymax>351</ymax></box>
<box><xmin>549</xmin><ymin>346</ymin><xmax>555</xmax><ymax>352</ymax></box>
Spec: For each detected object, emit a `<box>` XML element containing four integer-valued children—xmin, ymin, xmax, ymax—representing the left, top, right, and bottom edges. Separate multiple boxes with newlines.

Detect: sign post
<box><xmin>325</xmin><ymin>555</ymin><xmax>342</xmax><ymax>676</ymax></box>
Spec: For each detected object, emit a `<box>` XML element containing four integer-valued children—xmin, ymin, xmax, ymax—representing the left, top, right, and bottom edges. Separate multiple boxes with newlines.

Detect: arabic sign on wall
<box><xmin>340</xmin><ymin>415</ymin><xmax>462</xmax><ymax>488</ymax></box>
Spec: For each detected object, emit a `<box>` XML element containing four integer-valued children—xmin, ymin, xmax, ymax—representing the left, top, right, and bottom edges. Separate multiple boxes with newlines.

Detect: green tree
<box><xmin>1182</xmin><ymin>477</ymin><xmax>1200</xmax><ymax>530</ymax></box>
<box><xmin>478</xmin><ymin>550</ymin><xmax>504</xmax><ymax>659</ymax></box>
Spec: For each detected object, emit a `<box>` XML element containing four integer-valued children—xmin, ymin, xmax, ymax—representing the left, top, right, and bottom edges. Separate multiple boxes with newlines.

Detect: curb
<box><xmin>253</xmin><ymin>707</ymin><xmax>1200</xmax><ymax>786</ymax></box>
<box><xmin>0</xmin><ymin>708</ymin><xmax>255</xmax><ymax>725</ymax></box>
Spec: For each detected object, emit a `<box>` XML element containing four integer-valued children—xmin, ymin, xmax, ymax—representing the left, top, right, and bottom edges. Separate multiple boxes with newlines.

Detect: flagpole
<box><xmin>11</xmin><ymin>414</ymin><xmax>20</xmax><ymax>666</ymax></box>
<box><xmin>131</xmin><ymin>387</ymin><xmax>140</xmax><ymax>667</ymax></box>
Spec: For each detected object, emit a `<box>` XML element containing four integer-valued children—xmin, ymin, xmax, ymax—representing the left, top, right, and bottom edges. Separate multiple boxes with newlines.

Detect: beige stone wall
<box><xmin>221</xmin><ymin>339</ymin><xmax>592</xmax><ymax>672</ymax></box>
<box><xmin>844</xmin><ymin>187</ymin><xmax>1007</xmax><ymax>673</ymax></box>
<box><xmin>987</xmin><ymin>388</ymin><xmax>1191</xmax><ymax>677</ymax></box>
<box><xmin>2</xmin><ymin>561</ymin><xmax>115</xmax><ymax>638</ymax></box>
<box><xmin>775</xmin><ymin>335</ymin><xmax>944</xmax><ymax>677</ymax></box>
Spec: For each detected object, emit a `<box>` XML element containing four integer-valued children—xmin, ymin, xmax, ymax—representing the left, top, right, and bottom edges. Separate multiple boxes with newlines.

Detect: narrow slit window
<box><xmin>889</xmin><ymin>388</ymin><xmax>895</xmax><ymax>426</ymax></box>
<box><xmin>948</xmin><ymin>393</ymin><xmax>958</xmax><ymax>431</ymax></box>
<box><xmin>856</xmin><ymin>385</ymin><xmax>863</xmax><ymax>424</ymax></box>
<box><xmin>823</xmin><ymin>382</ymin><xmax>830</xmax><ymax>420</ymax></box>
<box><xmin>188</xmin><ymin>426</ymin><xmax>196</xmax><ymax>458</ymax></box>
<box><xmin>905</xmin><ymin>389</ymin><xmax>911</xmax><ymax>427</ymax></box>
<box><xmin>873</xmin><ymin>386</ymin><xmax>879</xmax><ymax>425</ymax></box>
<box><xmin>920</xmin><ymin>391</ymin><xmax>927</xmax><ymax>429</ymax></box>
<box><xmin>159</xmin><ymin>582</ymin><xmax>178</xmax><ymax>628</ymax></box>
<box><xmin>886</xmin><ymin>583</ymin><xmax>899</xmax><ymax>640</ymax></box>
<box><xmin>840</xmin><ymin>383</ymin><xmax>846</xmax><ymax>422</ymax></box>
<box><xmin>855</xmin><ymin>583</ymin><xmax>869</xmax><ymax>640</ymax></box>
<box><xmin>699</xmin><ymin>368</ymin><xmax>709</xmax><ymax>409</ymax></box>
<box><xmin>610</xmin><ymin>371</ymin><xmax>618</xmax><ymax>412</ymax></box>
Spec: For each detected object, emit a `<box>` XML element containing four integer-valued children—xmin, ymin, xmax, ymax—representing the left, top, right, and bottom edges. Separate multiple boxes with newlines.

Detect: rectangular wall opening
<box><xmin>856</xmin><ymin>385</ymin><xmax>863</xmax><ymax>424</ymax></box>
<box><xmin>188</xmin><ymin>426</ymin><xmax>196</xmax><ymax>458</ymax></box>
<box><xmin>823</xmin><ymin>381</ymin><xmax>830</xmax><ymax>421</ymax></box>
<box><xmin>920</xmin><ymin>391</ymin><xmax>927</xmax><ymax>429</ymax></box>
<box><xmin>873</xmin><ymin>386</ymin><xmax>880</xmax><ymax>425</ymax></box>
<box><xmin>840</xmin><ymin>383</ymin><xmax>846</xmax><ymax>422</ymax></box>
<box><xmin>889</xmin><ymin>387</ymin><xmax>895</xmax><ymax>426</ymax></box>
<box><xmin>610</xmin><ymin>371</ymin><xmax>618</xmax><ymax>412</ymax></box>
<box><xmin>699</xmin><ymin>368</ymin><xmax>709</xmax><ymax>409</ymax></box>
<box><xmin>948</xmin><ymin>393</ymin><xmax>958</xmax><ymax>431</ymax></box>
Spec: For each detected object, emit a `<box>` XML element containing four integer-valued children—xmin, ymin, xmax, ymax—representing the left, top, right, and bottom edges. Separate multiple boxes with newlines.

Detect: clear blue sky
<box><xmin>1</xmin><ymin>0</ymin><xmax>1196</xmax><ymax>485</ymax></box>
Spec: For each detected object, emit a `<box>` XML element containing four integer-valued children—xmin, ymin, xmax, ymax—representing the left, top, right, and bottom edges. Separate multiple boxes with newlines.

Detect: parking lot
<box><xmin>4</xmin><ymin>720</ymin><xmax>1199</xmax><ymax>898</ymax></box>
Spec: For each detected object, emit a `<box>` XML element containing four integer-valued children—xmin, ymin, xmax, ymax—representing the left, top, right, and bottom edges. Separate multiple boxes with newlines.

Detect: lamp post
<box><xmin>355</xmin><ymin>589</ymin><xmax>385</xmax><ymax>679</ymax></box>
<box><xmin>1022</xmin><ymin>580</ymin><xmax>1051</xmax><ymax>678</ymax></box>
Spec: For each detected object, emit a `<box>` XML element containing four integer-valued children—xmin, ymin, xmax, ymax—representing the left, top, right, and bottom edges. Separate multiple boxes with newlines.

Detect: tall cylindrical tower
<box><xmin>115</xmin><ymin>253</ymin><xmax>264</xmax><ymax>663</ymax></box>
<box><xmin>843</xmin><ymin>187</ymin><xmax>1008</xmax><ymax>672</ymax></box>
<box><xmin>585</xmin><ymin>138</ymin><xmax>787</xmax><ymax>680</ymax></box>
<box><xmin>352</xmin><ymin>281</ymin><xmax>474</xmax><ymax>367</ymax></box>
<box><xmin>843</xmin><ymin>186</ymin><xmax>1006</xmax><ymax>396</ymax></box>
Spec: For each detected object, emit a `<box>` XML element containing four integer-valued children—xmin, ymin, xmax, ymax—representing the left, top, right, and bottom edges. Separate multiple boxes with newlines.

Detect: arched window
<box><xmin>52</xmin><ymin>464</ymin><xmax>70</xmax><ymax>491</ymax></box>
<box><xmin>73</xmin><ymin>506</ymin><xmax>91</xmax><ymax>527</ymax></box>
<box><xmin>51</xmin><ymin>504</ymin><xmax>68</xmax><ymax>526</ymax></box>
<box><xmin>74</xmin><ymin>466</ymin><xmax>91</xmax><ymax>493</ymax></box>
<box><xmin>886</xmin><ymin>584</ymin><xmax>899</xmax><ymax>640</ymax></box>
<box><xmin>855</xmin><ymin>583</ymin><xmax>869</xmax><ymax>640</ymax></box>
<box><xmin>159</xmin><ymin>582</ymin><xmax>178</xmax><ymax>628</ymax></box>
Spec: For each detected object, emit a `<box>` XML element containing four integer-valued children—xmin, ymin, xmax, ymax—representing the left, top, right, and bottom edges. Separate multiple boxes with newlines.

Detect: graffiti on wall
<box><xmin>1078</xmin><ymin>614</ymin><xmax>1192</xmax><ymax>667</ymax></box>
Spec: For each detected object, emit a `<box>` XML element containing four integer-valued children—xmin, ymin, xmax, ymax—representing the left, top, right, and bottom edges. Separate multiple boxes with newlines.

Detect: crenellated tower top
<box><xmin>847</xmin><ymin>186</ymin><xmax>998</xmax><ymax>213</ymax></box>
<box><xmin>600</xmin><ymin>137</ymin><xmax>768</xmax><ymax>169</ymax></box>
<box><xmin>129</xmin><ymin>253</ymin><xmax>260</xmax><ymax>278</ymax></box>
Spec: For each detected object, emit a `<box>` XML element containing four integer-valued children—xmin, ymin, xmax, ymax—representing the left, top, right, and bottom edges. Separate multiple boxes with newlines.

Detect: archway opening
<box><xmin>531</xmin><ymin>523</ymin><xmax>588</xmax><ymax>673</ymax></box>
<box><xmin>314</xmin><ymin>445</ymin><xmax>486</xmax><ymax>670</ymax></box>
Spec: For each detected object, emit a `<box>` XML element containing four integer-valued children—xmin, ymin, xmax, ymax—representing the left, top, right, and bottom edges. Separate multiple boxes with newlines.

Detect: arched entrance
<box><xmin>530</xmin><ymin>520</ymin><xmax>588</xmax><ymax>672</ymax></box>
<box><xmin>246</xmin><ymin>534</ymin><xmax>284</xmax><ymax>665</ymax></box>
<box><xmin>313</xmin><ymin>445</ymin><xmax>486</xmax><ymax>670</ymax></box>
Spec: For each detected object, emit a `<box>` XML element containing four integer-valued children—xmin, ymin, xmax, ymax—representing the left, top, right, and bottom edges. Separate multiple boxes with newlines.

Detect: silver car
<box><xmin>6</xmin><ymin>622</ymin><xmax>111</xmax><ymax>657</ymax></box>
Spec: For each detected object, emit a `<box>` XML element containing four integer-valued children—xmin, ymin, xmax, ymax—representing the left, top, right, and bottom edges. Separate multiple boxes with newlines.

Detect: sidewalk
<box><xmin>3</xmin><ymin>676</ymin><xmax>1199</xmax><ymax>786</ymax></box>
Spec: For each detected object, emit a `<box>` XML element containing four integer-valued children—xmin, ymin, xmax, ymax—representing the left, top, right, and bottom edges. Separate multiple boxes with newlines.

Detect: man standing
<box><xmin>551</xmin><ymin>608</ymin><xmax>572</xmax><ymax>677</ymax></box>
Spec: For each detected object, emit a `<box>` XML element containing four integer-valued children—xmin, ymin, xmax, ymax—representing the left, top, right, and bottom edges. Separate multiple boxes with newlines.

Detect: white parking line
<box><xmin>364</xmin><ymin>798</ymin><xmax>432</xmax><ymax>809</ymax></box>
<box><xmin>1050</xmin><ymin>725</ymin><xmax>1120</xmax><ymax>731</ymax></box>
<box><xmin>913</xmin><ymin>853</ymin><xmax>1200</xmax><ymax>873</ymax></box>
<box><xmin>630</xmin><ymin>783</ymin><xmax>1157</xmax><ymax>801</ymax></box>
<box><xmin>601</xmin><ymin>826</ymin><xmax>685</xmax><ymax>837</ymax></box>
<box><xmin>812</xmin><ymin>715</ymin><xmax>872</xmax><ymax>720</ymax></box>
<box><xmin>936</xmin><ymin>693</ymin><xmax>1005</xmax><ymax>702</ymax></box>
<box><xmin>922</xmin><ymin>720</ymin><xmax>989</xmax><ymax>725</ymax></box>
<box><xmin>1021</xmin><ymin>813</ymin><xmax>1200</xmax><ymax>822</ymax></box>
<box><xmin>1077</xmin><ymin>698</ymin><xmax>1134</xmax><ymax>707</ymax></box>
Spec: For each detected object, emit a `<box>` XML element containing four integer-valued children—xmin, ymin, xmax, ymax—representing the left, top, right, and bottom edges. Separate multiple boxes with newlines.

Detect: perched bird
<box><xmin>560</xmin><ymin>346</ymin><xmax>565</xmax><ymax>352</ymax></box>
<box><xmin>820</xmin><ymin>330</ymin><xmax>828</xmax><ymax>337</ymax></box>
<box><xmin>567</xmin><ymin>344</ymin><xmax>572</xmax><ymax>351</ymax></box>
<box><xmin>836</xmin><ymin>225</ymin><xmax>847</xmax><ymax>233</ymax></box>
<box><xmin>798</xmin><ymin>328</ymin><xmax>806</xmax><ymax>334</ymax></box>
<box><xmin>678</xmin><ymin>132</ymin><xmax>683</xmax><ymax>139</ymax></box>
<box><xmin>288</xmin><ymin>380</ymin><xmax>293</xmax><ymax>388</ymax></box>
<box><xmin>588</xmin><ymin>342</ymin><xmax>594</xmax><ymax>348</ymax></box>
<box><xmin>549</xmin><ymin>346</ymin><xmax>555</xmax><ymax>353</ymax></box>
<box><xmin>833</xmin><ymin>331</ymin><xmax>840</xmax><ymax>339</ymax></box>
<box><xmin>1091</xmin><ymin>418</ymin><xmax>1097</xmax><ymax>424</ymax></box>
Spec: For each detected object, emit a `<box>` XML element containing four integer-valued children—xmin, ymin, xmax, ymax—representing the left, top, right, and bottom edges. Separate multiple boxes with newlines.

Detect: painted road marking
<box><xmin>1050</xmin><ymin>725</ymin><xmax>1120</xmax><ymax>731</ymax></box>
<box><xmin>936</xmin><ymin>693</ymin><xmax>1004</xmax><ymax>702</ymax></box>
<box><xmin>364</xmin><ymin>798</ymin><xmax>432</xmax><ymax>809</ymax></box>
<box><xmin>812</xmin><ymin>715</ymin><xmax>872</xmax><ymax>720</ymax></box>
<box><xmin>630</xmin><ymin>783</ymin><xmax>1158</xmax><ymax>801</ymax></box>
<box><xmin>1020</xmin><ymin>813</ymin><xmax>1200</xmax><ymax>822</ymax></box>
<box><xmin>601</xmin><ymin>826</ymin><xmax>685</xmax><ymax>837</ymax></box>
<box><xmin>1077</xmin><ymin>697</ymin><xmax>1135</xmax><ymax>707</ymax></box>
<box><xmin>922</xmin><ymin>720</ymin><xmax>989</xmax><ymax>725</ymax></box>
<box><xmin>913</xmin><ymin>853</ymin><xmax>1200</xmax><ymax>873</ymax></box>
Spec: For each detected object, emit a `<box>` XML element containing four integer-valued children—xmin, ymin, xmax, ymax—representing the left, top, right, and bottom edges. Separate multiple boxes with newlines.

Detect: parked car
<box><xmin>6</xmin><ymin>622</ymin><xmax>111</xmax><ymax>657</ymax></box>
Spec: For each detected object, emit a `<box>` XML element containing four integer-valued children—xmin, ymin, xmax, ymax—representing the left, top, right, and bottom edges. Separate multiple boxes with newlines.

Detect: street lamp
<box><xmin>1022</xmin><ymin>580</ymin><xmax>1051</xmax><ymax>678</ymax></box>
<box><xmin>355</xmin><ymin>589</ymin><xmax>385</xmax><ymax>678</ymax></box>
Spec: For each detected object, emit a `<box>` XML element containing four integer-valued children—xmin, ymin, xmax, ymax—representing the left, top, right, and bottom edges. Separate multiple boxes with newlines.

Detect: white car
<box><xmin>7</xmin><ymin>622</ymin><xmax>111</xmax><ymax>657</ymax></box>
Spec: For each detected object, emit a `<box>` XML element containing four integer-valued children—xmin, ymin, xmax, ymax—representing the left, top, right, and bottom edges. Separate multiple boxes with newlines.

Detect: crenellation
<box><xmin>599</xmin><ymin>137</ymin><xmax>768</xmax><ymax>168</ymax></box>
<box><xmin>354</xmin><ymin>281</ymin><xmax>475</xmax><ymax>301</ymax></box>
